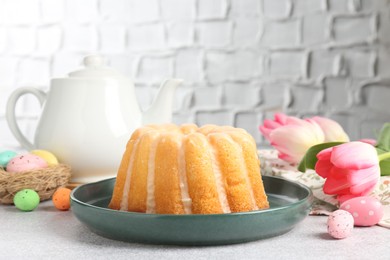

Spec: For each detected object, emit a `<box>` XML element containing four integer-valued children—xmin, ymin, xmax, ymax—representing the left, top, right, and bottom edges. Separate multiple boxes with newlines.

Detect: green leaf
<box><xmin>376</xmin><ymin>123</ymin><xmax>390</xmax><ymax>152</ymax></box>
<box><xmin>298</xmin><ymin>142</ymin><xmax>344</xmax><ymax>172</ymax></box>
<box><xmin>377</xmin><ymin>147</ymin><xmax>390</xmax><ymax>176</ymax></box>
<box><xmin>380</xmin><ymin>160</ymin><xmax>390</xmax><ymax>176</ymax></box>
<box><xmin>376</xmin><ymin>147</ymin><xmax>388</xmax><ymax>155</ymax></box>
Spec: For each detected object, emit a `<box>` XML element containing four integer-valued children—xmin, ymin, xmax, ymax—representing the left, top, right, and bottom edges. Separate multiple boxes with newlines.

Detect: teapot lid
<box><xmin>68</xmin><ymin>55</ymin><xmax>127</xmax><ymax>79</ymax></box>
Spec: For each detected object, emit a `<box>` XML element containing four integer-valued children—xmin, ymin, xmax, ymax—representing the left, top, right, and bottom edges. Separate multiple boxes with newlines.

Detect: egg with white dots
<box><xmin>327</xmin><ymin>210</ymin><xmax>354</xmax><ymax>239</ymax></box>
<box><xmin>340</xmin><ymin>196</ymin><xmax>384</xmax><ymax>227</ymax></box>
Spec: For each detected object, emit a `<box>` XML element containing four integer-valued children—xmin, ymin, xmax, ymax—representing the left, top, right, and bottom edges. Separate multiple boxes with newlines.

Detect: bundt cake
<box><xmin>108</xmin><ymin>124</ymin><xmax>269</xmax><ymax>214</ymax></box>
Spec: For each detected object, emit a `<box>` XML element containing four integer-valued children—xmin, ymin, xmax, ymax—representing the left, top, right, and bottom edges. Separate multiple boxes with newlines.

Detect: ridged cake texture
<box><xmin>109</xmin><ymin>124</ymin><xmax>269</xmax><ymax>214</ymax></box>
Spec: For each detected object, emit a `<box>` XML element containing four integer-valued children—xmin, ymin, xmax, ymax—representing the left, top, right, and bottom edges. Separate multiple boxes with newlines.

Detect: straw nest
<box><xmin>0</xmin><ymin>164</ymin><xmax>72</xmax><ymax>204</ymax></box>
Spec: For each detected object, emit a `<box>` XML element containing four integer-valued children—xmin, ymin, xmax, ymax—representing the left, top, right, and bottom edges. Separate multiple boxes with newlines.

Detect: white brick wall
<box><xmin>63</xmin><ymin>25</ymin><xmax>98</xmax><ymax>52</ymax></box>
<box><xmin>261</xmin><ymin>20</ymin><xmax>300</xmax><ymax>48</ymax></box>
<box><xmin>99</xmin><ymin>25</ymin><xmax>126</xmax><ymax>53</ymax></box>
<box><xmin>324</xmin><ymin>77</ymin><xmax>351</xmax><ymax>111</ymax></box>
<box><xmin>7</xmin><ymin>27</ymin><xmax>35</xmax><ymax>55</ymax></box>
<box><xmin>332</xmin><ymin>15</ymin><xmax>374</xmax><ymax>44</ymax></box>
<box><xmin>232</xmin><ymin>18</ymin><xmax>260</xmax><ymax>48</ymax></box>
<box><xmin>175</xmin><ymin>50</ymin><xmax>203</xmax><ymax>82</ymax></box>
<box><xmin>198</xmin><ymin>0</ymin><xmax>228</xmax><ymax>20</ymax></box>
<box><xmin>166</xmin><ymin>22</ymin><xmax>194</xmax><ymax>48</ymax></box>
<box><xmin>1</xmin><ymin>0</ymin><xmax>390</xmax><ymax>149</ymax></box>
<box><xmin>192</xmin><ymin>85</ymin><xmax>222</xmax><ymax>109</ymax></box>
<box><xmin>137</xmin><ymin>55</ymin><xmax>174</xmax><ymax>83</ymax></box>
<box><xmin>17</xmin><ymin>57</ymin><xmax>50</xmax><ymax>85</ymax></box>
<box><xmin>36</xmin><ymin>26</ymin><xmax>63</xmax><ymax>55</ymax></box>
<box><xmin>205</xmin><ymin>51</ymin><xmax>261</xmax><ymax>83</ymax></box>
<box><xmin>303</xmin><ymin>13</ymin><xmax>328</xmax><ymax>45</ymax></box>
<box><xmin>269</xmin><ymin>51</ymin><xmax>306</xmax><ymax>78</ymax></box>
<box><xmin>128</xmin><ymin>0</ymin><xmax>160</xmax><ymax>24</ymax></box>
<box><xmin>198</xmin><ymin>21</ymin><xmax>232</xmax><ymax>48</ymax></box>
<box><xmin>128</xmin><ymin>24</ymin><xmax>165</xmax><ymax>51</ymax></box>
<box><xmin>262</xmin><ymin>0</ymin><xmax>292</xmax><ymax>19</ymax></box>
<box><xmin>161</xmin><ymin>0</ymin><xmax>196</xmax><ymax>21</ymax></box>
<box><xmin>40</xmin><ymin>0</ymin><xmax>65</xmax><ymax>23</ymax></box>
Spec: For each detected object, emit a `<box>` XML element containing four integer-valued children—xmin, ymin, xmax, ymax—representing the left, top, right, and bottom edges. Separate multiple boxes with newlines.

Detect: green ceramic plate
<box><xmin>71</xmin><ymin>176</ymin><xmax>313</xmax><ymax>246</ymax></box>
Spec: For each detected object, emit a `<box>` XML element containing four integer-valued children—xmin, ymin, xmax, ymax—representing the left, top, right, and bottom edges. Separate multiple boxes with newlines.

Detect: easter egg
<box><xmin>0</xmin><ymin>150</ymin><xmax>17</xmax><ymax>168</ymax></box>
<box><xmin>340</xmin><ymin>196</ymin><xmax>384</xmax><ymax>226</ymax></box>
<box><xmin>30</xmin><ymin>150</ymin><xmax>58</xmax><ymax>165</ymax></box>
<box><xmin>13</xmin><ymin>189</ymin><xmax>40</xmax><ymax>211</ymax></box>
<box><xmin>52</xmin><ymin>187</ymin><xmax>72</xmax><ymax>211</ymax></box>
<box><xmin>327</xmin><ymin>210</ymin><xmax>354</xmax><ymax>239</ymax></box>
<box><xmin>6</xmin><ymin>154</ymin><xmax>48</xmax><ymax>173</ymax></box>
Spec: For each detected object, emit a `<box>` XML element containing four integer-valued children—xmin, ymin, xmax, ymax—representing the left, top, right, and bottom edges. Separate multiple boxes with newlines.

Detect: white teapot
<box><xmin>6</xmin><ymin>55</ymin><xmax>182</xmax><ymax>183</ymax></box>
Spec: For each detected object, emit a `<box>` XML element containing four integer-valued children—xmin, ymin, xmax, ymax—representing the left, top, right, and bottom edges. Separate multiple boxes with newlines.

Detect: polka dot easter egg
<box><xmin>0</xmin><ymin>150</ymin><xmax>17</xmax><ymax>168</ymax></box>
<box><xmin>327</xmin><ymin>210</ymin><xmax>354</xmax><ymax>239</ymax></box>
<box><xmin>52</xmin><ymin>187</ymin><xmax>72</xmax><ymax>211</ymax></box>
<box><xmin>340</xmin><ymin>196</ymin><xmax>384</xmax><ymax>227</ymax></box>
<box><xmin>13</xmin><ymin>189</ymin><xmax>40</xmax><ymax>211</ymax></box>
<box><xmin>6</xmin><ymin>154</ymin><xmax>48</xmax><ymax>173</ymax></box>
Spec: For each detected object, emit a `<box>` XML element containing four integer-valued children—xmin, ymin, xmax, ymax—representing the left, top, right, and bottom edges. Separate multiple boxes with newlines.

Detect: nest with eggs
<box><xmin>0</xmin><ymin>164</ymin><xmax>72</xmax><ymax>204</ymax></box>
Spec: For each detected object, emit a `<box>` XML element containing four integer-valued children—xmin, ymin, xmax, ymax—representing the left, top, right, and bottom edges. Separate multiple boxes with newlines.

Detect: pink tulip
<box><xmin>359</xmin><ymin>138</ymin><xmax>377</xmax><ymax>146</ymax></box>
<box><xmin>311</xmin><ymin>116</ymin><xmax>349</xmax><ymax>142</ymax></box>
<box><xmin>268</xmin><ymin>118</ymin><xmax>325</xmax><ymax>164</ymax></box>
<box><xmin>259</xmin><ymin>113</ymin><xmax>304</xmax><ymax>141</ymax></box>
<box><xmin>315</xmin><ymin>141</ymin><xmax>380</xmax><ymax>203</ymax></box>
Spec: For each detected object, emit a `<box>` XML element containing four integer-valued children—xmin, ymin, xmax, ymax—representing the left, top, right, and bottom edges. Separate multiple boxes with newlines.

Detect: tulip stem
<box><xmin>378</xmin><ymin>152</ymin><xmax>390</xmax><ymax>161</ymax></box>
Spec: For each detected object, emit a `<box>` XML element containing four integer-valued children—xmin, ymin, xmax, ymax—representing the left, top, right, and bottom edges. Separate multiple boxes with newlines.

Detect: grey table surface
<box><xmin>0</xmin><ymin>200</ymin><xmax>389</xmax><ymax>260</ymax></box>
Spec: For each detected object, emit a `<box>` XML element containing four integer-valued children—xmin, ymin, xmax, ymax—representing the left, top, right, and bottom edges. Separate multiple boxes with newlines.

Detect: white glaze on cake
<box><xmin>178</xmin><ymin>136</ymin><xmax>192</xmax><ymax>214</ymax></box>
<box><xmin>209</xmin><ymin>135</ymin><xmax>231</xmax><ymax>213</ymax></box>
<box><xmin>120</xmin><ymin>139</ymin><xmax>140</xmax><ymax>211</ymax></box>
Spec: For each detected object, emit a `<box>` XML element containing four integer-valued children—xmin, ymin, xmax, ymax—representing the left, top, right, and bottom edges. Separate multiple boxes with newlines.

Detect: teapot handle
<box><xmin>6</xmin><ymin>87</ymin><xmax>47</xmax><ymax>150</ymax></box>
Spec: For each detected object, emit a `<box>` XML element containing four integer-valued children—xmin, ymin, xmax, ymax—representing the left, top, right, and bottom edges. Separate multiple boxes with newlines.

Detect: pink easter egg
<box><xmin>6</xmin><ymin>154</ymin><xmax>48</xmax><ymax>173</ymax></box>
<box><xmin>327</xmin><ymin>210</ymin><xmax>354</xmax><ymax>239</ymax></box>
<box><xmin>340</xmin><ymin>196</ymin><xmax>384</xmax><ymax>227</ymax></box>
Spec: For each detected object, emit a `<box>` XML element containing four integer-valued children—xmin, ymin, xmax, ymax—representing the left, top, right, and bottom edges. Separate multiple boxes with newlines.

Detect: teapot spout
<box><xmin>142</xmin><ymin>78</ymin><xmax>183</xmax><ymax>125</ymax></box>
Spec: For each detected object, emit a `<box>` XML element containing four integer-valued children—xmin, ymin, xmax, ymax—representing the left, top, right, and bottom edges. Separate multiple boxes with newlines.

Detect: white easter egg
<box><xmin>340</xmin><ymin>196</ymin><xmax>384</xmax><ymax>227</ymax></box>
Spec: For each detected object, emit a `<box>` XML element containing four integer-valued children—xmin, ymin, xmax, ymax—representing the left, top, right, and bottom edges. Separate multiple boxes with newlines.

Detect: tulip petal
<box><xmin>270</xmin><ymin>125</ymin><xmax>323</xmax><ymax>163</ymax></box>
<box><xmin>311</xmin><ymin>116</ymin><xmax>350</xmax><ymax>142</ymax></box>
<box><xmin>286</xmin><ymin>116</ymin><xmax>307</xmax><ymax>126</ymax></box>
<box><xmin>278</xmin><ymin>152</ymin><xmax>300</xmax><ymax>163</ymax></box>
<box><xmin>323</xmin><ymin>179</ymin><xmax>345</xmax><ymax>195</ymax></box>
<box><xmin>360</xmin><ymin>180</ymin><xmax>378</xmax><ymax>195</ymax></box>
<box><xmin>259</xmin><ymin>118</ymin><xmax>285</xmax><ymax>140</ymax></box>
<box><xmin>331</xmin><ymin>142</ymin><xmax>378</xmax><ymax>170</ymax></box>
<box><xmin>347</xmin><ymin>165</ymin><xmax>379</xmax><ymax>194</ymax></box>
<box><xmin>305</xmin><ymin>119</ymin><xmax>325</xmax><ymax>142</ymax></box>
<box><xmin>346</xmin><ymin>165</ymin><xmax>380</xmax><ymax>186</ymax></box>
<box><xmin>259</xmin><ymin>126</ymin><xmax>271</xmax><ymax>140</ymax></box>
<box><xmin>349</xmin><ymin>178</ymin><xmax>378</xmax><ymax>195</ymax></box>
<box><xmin>359</xmin><ymin>138</ymin><xmax>376</xmax><ymax>146</ymax></box>
<box><xmin>263</xmin><ymin>119</ymin><xmax>282</xmax><ymax>129</ymax></box>
<box><xmin>315</xmin><ymin>160</ymin><xmax>333</xmax><ymax>178</ymax></box>
<box><xmin>272</xmin><ymin>144</ymin><xmax>303</xmax><ymax>163</ymax></box>
<box><xmin>323</xmin><ymin>167</ymin><xmax>349</xmax><ymax>194</ymax></box>
<box><xmin>260</xmin><ymin>113</ymin><xmax>326</xmax><ymax>164</ymax></box>
<box><xmin>316</xmin><ymin>147</ymin><xmax>332</xmax><ymax>161</ymax></box>
<box><xmin>274</xmin><ymin>113</ymin><xmax>288</xmax><ymax>125</ymax></box>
